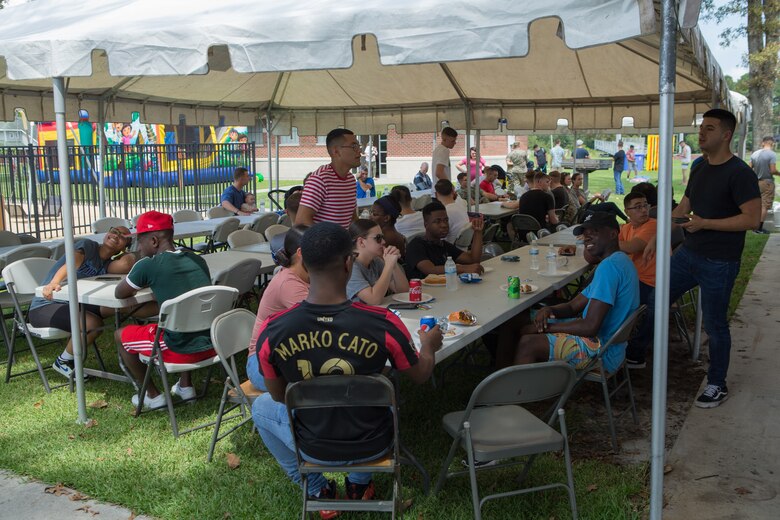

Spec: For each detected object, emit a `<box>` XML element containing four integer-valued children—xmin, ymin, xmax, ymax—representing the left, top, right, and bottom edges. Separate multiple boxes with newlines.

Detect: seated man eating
<box><xmin>405</xmin><ymin>200</ymin><xmax>484</xmax><ymax>280</ymax></box>
<box><xmin>497</xmin><ymin>213</ymin><xmax>638</xmax><ymax>373</ymax></box>
<box><xmin>252</xmin><ymin>223</ymin><xmax>441</xmax><ymax>517</ymax></box>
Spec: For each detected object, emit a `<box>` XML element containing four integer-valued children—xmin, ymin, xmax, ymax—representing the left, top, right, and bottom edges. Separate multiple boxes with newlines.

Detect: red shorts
<box><xmin>121</xmin><ymin>324</ymin><xmax>216</xmax><ymax>363</ymax></box>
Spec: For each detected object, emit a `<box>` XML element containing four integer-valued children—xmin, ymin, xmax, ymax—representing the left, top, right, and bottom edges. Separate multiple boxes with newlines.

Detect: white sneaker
<box><xmin>171</xmin><ymin>381</ymin><xmax>197</xmax><ymax>401</ymax></box>
<box><xmin>131</xmin><ymin>392</ymin><xmax>167</xmax><ymax>411</ymax></box>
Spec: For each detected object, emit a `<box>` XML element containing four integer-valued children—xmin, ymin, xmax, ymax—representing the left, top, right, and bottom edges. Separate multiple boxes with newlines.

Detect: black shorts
<box><xmin>28</xmin><ymin>302</ymin><xmax>103</xmax><ymax>332</ymax></box>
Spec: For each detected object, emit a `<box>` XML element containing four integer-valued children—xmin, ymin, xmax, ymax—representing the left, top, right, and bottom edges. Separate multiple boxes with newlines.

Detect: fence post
<box><xmin>26</xmin><ymin>143</ymin><xmax>41</xmax><ymax>238</ymax></box>
<box><xmin>193</xmin><ymin>144</ymin><xmax>202</xmax><ymax>212</ymax></box>
<box><xmin>120</xmin><ymin>144</ymin><xmax>129</xmax><ymax>219</ymax></box>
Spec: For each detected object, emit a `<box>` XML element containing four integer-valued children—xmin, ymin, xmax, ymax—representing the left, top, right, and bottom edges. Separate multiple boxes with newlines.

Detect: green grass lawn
<box><xmin>0</xmin><ymin>158</ymin><xmax>772</xmax><ymax>519</ymax></box>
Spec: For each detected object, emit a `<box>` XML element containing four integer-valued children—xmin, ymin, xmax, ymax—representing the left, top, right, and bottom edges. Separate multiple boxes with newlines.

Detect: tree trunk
<box><xmin>746</xmin><ymin>0</ymin><xmax>778</xmax><ymax>149</ymax></box>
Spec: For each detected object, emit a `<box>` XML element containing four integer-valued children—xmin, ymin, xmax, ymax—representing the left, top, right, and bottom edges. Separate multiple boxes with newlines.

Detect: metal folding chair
<box><xmin>193</xmin><ymin>217</ymin><xmax>240</xmax><ymax>253</ymax></box>
<box><xmin>264</xmin><ymin>224</ymin><xmax>289</xmax><ymax>242</ymax></box>
<box><xmin>2</xmin><ymin>258</ymin><xmax>70</xmax><ymax>393</ymax></box>
<box><xmin>434</xmin><ymin>362</ymin><xmax>578</xmax><ymax>520</ymax></box>
<box><xmin>206</xmin><ymin>309</ymin><xmax>262</xmax><ymax>462</ymax></box>
<box><xmin>207</xmin><ymin>206</ymin><xmax>234</xmax><ymax>219</ymax></box>
<box><xmin>227</xmin><ymin>229</ymin><xmax>265</xmax><ymax>249</ymax></box>
<box><xmin>91</xmin><ymin>217</ymin><xmax>132</xmax><ymax>233</ymax></box>
<box><xmin>510</xmin><ymin>214</ymin><xmax>542</xmax><ymax>246</ymax></box>
<box><xmin>212</xmin><ymin>258</ymin><xmax>263</xmax><ymax>307</ymax></box>
<box><xmin>574</xmin><ymin>305</ymin><xmax>646</xmax><ymax>451</ymax></box>
<box><xmin>135</xmin><ymin>285</ymin><xmax>238</xmax><ymax>437</ymax></box>
<box><xmin>286</xmin><ymin>374</ymin><xmax>402</xmax><ymax>519</ymax></box>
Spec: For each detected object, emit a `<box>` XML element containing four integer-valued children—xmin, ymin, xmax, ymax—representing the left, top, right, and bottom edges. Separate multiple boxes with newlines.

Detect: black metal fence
<box><xmin>0</xmin><ymin>143</ymin><xmax>255</xmax><ymax>239</ymax></box>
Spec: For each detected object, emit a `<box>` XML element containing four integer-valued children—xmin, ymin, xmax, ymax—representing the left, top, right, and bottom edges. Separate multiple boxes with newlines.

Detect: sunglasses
<box><xmin>366</xmin><ymin>234</ymin><xmax>384</xmax><ymax>244</ymax></box>
<box><xmin>107</xmin><ymin>227</ymin><xmax>132</xmax><ymax>241</ymax></box>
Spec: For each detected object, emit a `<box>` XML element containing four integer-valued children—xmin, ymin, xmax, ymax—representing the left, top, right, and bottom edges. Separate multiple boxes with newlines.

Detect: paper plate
<box><xmin>392</xmin><ymin>292</ymin><xmax>434</xmax><ymax>304</ymax></box>
<box><xmin>421</xmin><ymin>280</ymin><xmax>446</xmax><ymax>287</ymax></box>
<box><xmin>414</xmin><ymin>327</ymin><xmax>464</xmax><ymax>341</ymax></box>
<box><xmin>540</xmin><ymin>270</ymin><xmax>572</xmax><ymax>277</ymax></box>
<box><xmin>499</xmin><ymin>283</ymin><xmax>538</xmax><ymax>294</ymax></box>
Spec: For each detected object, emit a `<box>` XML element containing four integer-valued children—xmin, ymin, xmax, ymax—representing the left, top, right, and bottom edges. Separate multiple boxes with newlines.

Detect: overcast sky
<box><xmin>6</xmin><ymin>0</ymin><xmax>749</xmax><ymax>80</ymax></box>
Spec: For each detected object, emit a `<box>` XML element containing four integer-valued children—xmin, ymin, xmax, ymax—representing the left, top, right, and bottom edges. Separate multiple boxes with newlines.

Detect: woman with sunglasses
<box><xmin>28</xmin><ymin>226</ymin><xmax>136</xmax><ymax>379</ymax></box>
<box><xmin>347</xmin><ymin>219</ymin><xmax>409</xmax><ymax>305</ymax></box>
<box><xmin>246</xmin><ymin>225</ymin><xmax>309</xmax><ymax>392</ymax></box>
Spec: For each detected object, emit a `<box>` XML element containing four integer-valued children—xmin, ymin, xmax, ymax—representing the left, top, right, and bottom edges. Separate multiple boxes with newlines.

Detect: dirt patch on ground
<box><xmin>564</xmin><ymin>333</ymin><xmax>708</xmax><ymax>462</ymax></box>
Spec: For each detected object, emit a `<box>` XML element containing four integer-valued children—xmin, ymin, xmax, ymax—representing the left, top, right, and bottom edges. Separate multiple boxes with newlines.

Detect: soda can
<box><xmin>409</xmin><ymin>279</ymin><xmax>422</xmax><ymax>302</ymax></box>
<box><xmin>420</xmin><ymin>316</ymin><xmax>437</xmax><ymax>332</ymax></box>
<box><xmin>507</xmin><ymin>276</ymin><xmax>520</xmax><ymax>299</ymax></box>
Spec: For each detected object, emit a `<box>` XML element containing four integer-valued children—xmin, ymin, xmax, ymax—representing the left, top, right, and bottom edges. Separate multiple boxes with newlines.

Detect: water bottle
<box><xmin>444</xmin><ymin>256</ymin><xmax>458</xmax><ymax>291</ymax></box>
<box><xmin>259</xmin><ymin>200</ymin><xmax>266</xmax><ymax>213</ymax></box>
<box><xmin>382</xmin><ymin>186</ymin><xmax>390</xmax><ymax>197</ymax></box>
<box><xmin>360</xmin><ymin>209</ymin><xmax>370</xmax><ymax>219</ymax></box>
<box><xmin>529</xmin><ymin>240</ymin><xmax>540</xmax><ymax>270</ymax></box>
<box><xmin>546</xmin><ymin>245</ymin><xmax>558</xmax><ymax>275</ymax></box>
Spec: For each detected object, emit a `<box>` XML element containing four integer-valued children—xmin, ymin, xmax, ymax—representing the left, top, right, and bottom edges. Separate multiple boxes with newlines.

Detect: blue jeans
<box><xmin>245</xmin><ymin>353</ymin><xmax>268</xmax><ymax>392</ymax></box>
<box><xmin>627</xmin><ymin>246</ymin><xmax>739</xmax><ymax>387</ymax></box>
<box><xmin>613</xmin><ymin>169</ymin><xmax>625</xmax><ymax>195</ymax></box>
<box><xmin>252</xmin><ymin>393</ymin><xmax>375</xmax><ymax>493</ymax></box>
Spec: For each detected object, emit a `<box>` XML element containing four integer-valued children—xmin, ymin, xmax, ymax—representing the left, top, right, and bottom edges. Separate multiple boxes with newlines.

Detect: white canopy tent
<box><xmin>0</xmin><ymin>2</ymin><xmax>732</xmax><ymax>518</ymax></box>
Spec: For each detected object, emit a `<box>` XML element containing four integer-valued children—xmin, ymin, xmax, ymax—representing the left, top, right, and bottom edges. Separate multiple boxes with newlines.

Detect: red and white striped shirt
<box><xmin>299</xmin><ymin>163</ymin><xmax>357</xmax><ymax>229</ymax></box>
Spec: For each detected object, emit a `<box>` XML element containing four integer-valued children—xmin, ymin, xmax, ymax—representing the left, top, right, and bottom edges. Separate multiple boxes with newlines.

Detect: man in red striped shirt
<box><xmin>296</xmin><ymin>129</ymin><xmax>362</xmax><ymax>229</ymax></box>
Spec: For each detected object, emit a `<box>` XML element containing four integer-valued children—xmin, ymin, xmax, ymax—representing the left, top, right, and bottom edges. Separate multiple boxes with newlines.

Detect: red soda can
<box><xmin>409</xmin><ymin>279</ymin><xmax>422</xmax><ymax>302</ymax></box>
<box><xmin>420</xmin><ymin>316</ymin><xmax>437</xmax><ymax>332</ymax></box>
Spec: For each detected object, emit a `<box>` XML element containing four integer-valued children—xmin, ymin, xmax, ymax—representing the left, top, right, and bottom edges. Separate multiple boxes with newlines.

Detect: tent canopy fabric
<box><xmin>0</xmin><ymin>0</ymin><xmax>727</xmax><ymax>133</ymax></box>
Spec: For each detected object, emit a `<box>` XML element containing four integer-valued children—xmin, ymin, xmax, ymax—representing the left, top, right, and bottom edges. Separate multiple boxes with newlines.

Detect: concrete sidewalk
<box><xmin>0</xmin><ymin>471</ymin><xmax>153</xmax><ymax>520</ymax></box>
<box><xmin>665</xmin><ymin>234</ymin><xmax>780</xmax><ymax>518</ymax></box>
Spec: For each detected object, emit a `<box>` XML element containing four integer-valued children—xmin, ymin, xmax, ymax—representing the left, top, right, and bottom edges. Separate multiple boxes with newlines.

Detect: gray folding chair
<box><xmin>481</xmin><ymin>223</ymin><xmax>500</xmax><ymax>243</ymax></box>
<box><xmin>193</xmin><ymin>217</ymin><xmax>240</xmax><ymax>253</ymax></box>
<box><xmin>510</xmin><ymin>214</ymin><xmax>542</xmax><ymax>246</ymax></box>
<box><xmin>212</xmin><ymin>258</ymin><xmax>263</xmax><ymax>307</ymax></box>
<box><xmin>434</xmin><ymin>362</ymin><xmax>578</xmax><ymax>520</ymax></box>
<box><xmin>173</xmin><ymin>209</ymin><xmax>202</xmax><ymax>223</ymax></box>
<box><xmin>574</xmin><ymin>305</ymin><xmax>646</xmax><ymax>452</ymax></box>
<box><xmin>411</xmin><ymin>194</ymin><xmax>432</xmax><ymax>211</ymax></box>
<box><xmin>135</xmin><ymin>285</ymin><xmax>239</xmax><ymax>437</ymax></box>
<box><xmin>208</xmin><ymin>206</ymin><xmax>234</xmax><ymax>219</ymax></box>
<box><xmin>537</xmin><ymin>228</ymin><xmax>551</xmax><ymax>238</ymax></box>
<box><xmin>0</xmin><ymin>245</ymin><xmax>52</xmax><ymax>266</ymax></box>
<box><xmin>226</xmin><ymin>229</ymin><xmax>265</xmax><ymax>249</ymax></box>
<box><xmin>16</xmin><ymin>233</ymin><xmax>41</xmax><ymax>244</ymax></box>
<box><xmin>264</xmin><ymin>224</ymin><xmax>289</xmax><ymax>242</ymax></box>
<box><xmin>249</xmin><ymin>212</ymin><xmax>281</xmax><ymax>236</ymax></box>
<box><xmin>206</xmin><ymin>309</ymin><xmax>262</xmax><ymax>462</ymax></box>
<box><xmin>50</xmin><ymin>242</ymin><xmax>65</xmax><ymax>261</ymax></box>
<box><xmin>91</xmin><ymin>217</ymin><xmax>132</xmax><ymax>233</ymax></box>
<box><xmin>2</xmin><ymin>258</ymin><xmax>70</xmax><ymax>393</ymax></box>
<box><xmin>277</xmin><ymin>213</ymin><xmax>292</xmax><ymax>227</ymax></box>
<box><xmin>455</xmin><ymin>227</ymin><xmax>474</xmax><ymax>249</ymax></box>
<box><xmin>0</xmin><ymin>231</ymin><xmax>22</xmax><ymax>247</ymax></box>
<box><xmin>286</xmin><ymin>374</ymin><xmax>401</xmax><ymax>519</ymax></box>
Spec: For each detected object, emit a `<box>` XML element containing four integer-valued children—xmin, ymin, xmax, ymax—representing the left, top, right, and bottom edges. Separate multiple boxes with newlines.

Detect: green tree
<box><xmin>704</xmin><ymin>0</ymin><xmax>780</xmax><ymax>148</ymax></box>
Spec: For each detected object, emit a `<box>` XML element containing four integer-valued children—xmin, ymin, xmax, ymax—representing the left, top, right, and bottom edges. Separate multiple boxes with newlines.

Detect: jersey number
<box><xmin>296</xmin><ymin>358</ymin><xmax>355</xmax><ymax>380</ymax></box>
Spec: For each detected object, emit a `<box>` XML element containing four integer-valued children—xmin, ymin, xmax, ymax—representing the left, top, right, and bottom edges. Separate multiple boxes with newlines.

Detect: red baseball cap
<box><xmin>133</xmin><ymin>211</ymin><xmax>174</xmax><ymax>234</ymax></box>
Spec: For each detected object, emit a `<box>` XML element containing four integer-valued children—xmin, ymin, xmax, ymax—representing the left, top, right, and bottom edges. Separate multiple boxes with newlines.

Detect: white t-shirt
<box><xmin>431</xmin><ymin>144</ymin><xmax>451</xmax><ymax>181</ymax></box>
<box><xmin>680</xmin><ymin>144</ymin><xmax>691</xmax><ymax>164</ymax></box>
<box><xmin>445</xmin><ymin>198</ymin><xmax>470</xmax><ymax>244</ymax></box>
<box><xmin>395</xmin><ymin>212</ymin><xmax>425</xmax><ymax>237</ymax></box>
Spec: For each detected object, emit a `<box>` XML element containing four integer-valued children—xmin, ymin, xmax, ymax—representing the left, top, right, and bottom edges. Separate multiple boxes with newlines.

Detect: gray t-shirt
<box><xmin>347</xmin><ymin>257</ymin><xmax>385</xmax><ymax>302</ymax></box>
<box><xmin>750</xmin><ymin>148</ymin><xmax>777</xmax><ymax>181</ymax></box>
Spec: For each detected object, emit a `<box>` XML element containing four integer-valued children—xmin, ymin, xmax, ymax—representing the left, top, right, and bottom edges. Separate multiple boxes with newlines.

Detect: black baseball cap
<box><xmin>573</xmin><ymin>212</ymin><xmax>620</xmax><ymax>236</ymax></box>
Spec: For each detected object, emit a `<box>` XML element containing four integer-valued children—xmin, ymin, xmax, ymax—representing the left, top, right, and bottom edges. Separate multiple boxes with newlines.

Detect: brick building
<box><xmin>255</xmin><ymin>128</ymin><xmax>528</xmax><ymax>184</ymax></box>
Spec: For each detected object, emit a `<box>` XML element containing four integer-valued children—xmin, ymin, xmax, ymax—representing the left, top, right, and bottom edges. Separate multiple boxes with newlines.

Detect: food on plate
<box><xmin>558</xmin><ymin>245</ymin><xmax>576</xmax><ymax>256</ymax></box>
<box><xmin>443</xmin><ymin>329</ymin><xmax>458</xmax><ymax>338</ymax></box>
<box><xmin>520</xmin><ymin>283</ymin><xmax>534</xmax><ymax>293</ymax></box>
<box><xmin>448</xmin><ymin>309</ymin><xmax>477</xmax><ymax>326</ymax></box>
<box><xmin>424</xmin><ymin>274</ymin><xmax>447</xmax><ymax>285</ymax></box>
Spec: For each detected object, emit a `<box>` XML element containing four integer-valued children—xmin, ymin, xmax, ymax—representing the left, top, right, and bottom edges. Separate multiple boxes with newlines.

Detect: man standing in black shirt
<box><xmin>638</xmin><ymin>109</ymin><xmax>760</xmax><ymax>408</ymax></box>
<box><xmin>533</xmin><ymin>144</ymin><xmax>547</xmax><ymax>173</ymax></box>
<box><xmin>253</xmin><ymin>223</ymin><xmax>442</xmax><ymax>515</ymax></box>
<box><xmin>612</xmin><ymin>141</ymin><xmax>627</xmax><ymax>195</ymax></box>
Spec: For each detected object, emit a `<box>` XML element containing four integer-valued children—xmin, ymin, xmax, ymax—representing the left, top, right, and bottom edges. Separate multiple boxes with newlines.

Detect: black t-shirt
<box><xmin>551</xmin><ymin>186</ymin><xmax>569</xmax><ymax>209</ymax></box>
<box><xmin>535</xmin><ymin>148</ymin><xmax>547</xmax><ymax>166</ymax></box>
<box><xmin>613</xmin><ymin>149</ymin><xmax>626</xmax><ymax>171</ymax></box>
<box><xmin>405</xmin><ymin>237</ymin><xmax>464</xmax><ymax>280</ymax></box>
<box><xmin>684</xmin><ymin>156</ymin><xmax>760</xmax><ymax>261</ymax></box>
<box><xmin>517</xmin><ymin>189</ymin><xmax>555</xmax><ymax>227</ymax></box>
<box><xmin>258</xmin><ymin>300</ymin><xmax>418</xmax><ymax>461</ymax></box>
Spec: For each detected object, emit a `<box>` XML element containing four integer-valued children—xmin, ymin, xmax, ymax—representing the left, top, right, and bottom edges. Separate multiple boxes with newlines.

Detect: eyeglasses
<box><xmin>339</xmin><ymin>143</ymin><xmax>362</xmax><ymax>151</ymax></box>
<box><xmin>366</xmin><ymin>234</ymin><xmax>384</xmax><ymax>244</ymax></box>
<box><xmin>107</xmin><ymin>227</ymin><xmax>131</xmax><ymax>241</ymax></box>
<box><xmin>626</xmin><ymin>203</ymin><xmax>650</xmax><ymax>211</ymax></box>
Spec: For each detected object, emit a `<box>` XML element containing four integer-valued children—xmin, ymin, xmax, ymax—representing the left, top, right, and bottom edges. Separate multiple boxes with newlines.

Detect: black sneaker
<box><xmin>753</xmin><ymin>229</ymin><xmax>770</xmax><ymax>234</ymax></box>
<box><xmin>695</xmin><ymin>384</ymin><xmax>728</xmax><ymax>408</ymax></box>
<box><xmin>626</xmin><ymin>358</ymin><xmax>646</xmax><ymax>369</ymax></box>
<box><xmin>345</xmin><ymin>477</ymin><xmax>376</xmax><ymax>500</ymax></box>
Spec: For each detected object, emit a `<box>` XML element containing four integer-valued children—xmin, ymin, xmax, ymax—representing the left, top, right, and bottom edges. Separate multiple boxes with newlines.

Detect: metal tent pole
<box><xmin>464</xmin><ymin>106</ymin><xmax>472</xmax><ymax>209</ymax></box>
<box><xmin>650</xmin><ymin>0</ymin><xmax>677</xmax><ymax>517</ymax></box>
<box><xmin>53</xmin><ymin>77</ymin><xmax>89</xmax><ymax>425</ymax></box>
<box><xmin>474</xmin><ymin>129</ymin><xmax>481</xmax><ymax>212</ymax></box>
<box><xmin>265</xmin><ymin>114</ymin><xmax>273</xmax><ymax>197</ymax></box>
<box><xmin>97</xmin><ymin>99</ymin><xmax>106</xmax><ymax>219</ymax></box>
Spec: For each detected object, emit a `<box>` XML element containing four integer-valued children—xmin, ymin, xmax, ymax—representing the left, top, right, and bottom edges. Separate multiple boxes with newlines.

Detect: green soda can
<box><xmin>507</xmin><ymin>276</ymin><xmax>520</xmax><ymax>299</ymax></box>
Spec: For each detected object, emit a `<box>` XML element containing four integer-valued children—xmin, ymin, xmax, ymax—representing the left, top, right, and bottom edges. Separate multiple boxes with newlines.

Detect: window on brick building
<box><xmin>247</xmin><ymin>126</ymin><xmax>264</xmax><ymax>146</ymax></box>
<box><xmin>316</xmin><ymin>135</ymin><xmax>327</xmax><ymax>146</ymax></box>
<box><xmin>280</xmin><ymin>127</ymin><xmax>300</xmax><ymax>146</ymax></box>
